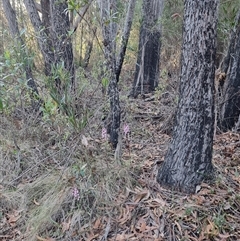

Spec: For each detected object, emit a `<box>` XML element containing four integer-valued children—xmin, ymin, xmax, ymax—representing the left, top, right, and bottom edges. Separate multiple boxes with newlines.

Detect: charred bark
<box><xmin>157</xmin><ymin>0</ymin><xmax>219</xmax><ymax>194</ymax></box>
<box><xmin>40</xmin><ymin>0</ymin><xmax>52</xmax><ymax>42</ymax></box>
<box><xmin>107</xmin><ymin>73</ymin><xmax>121</xmax><ymax>149</ymax></box>
<box><xmin>131</xmin><ymin>0</ymin><xmax>163</xmax><ymax>97</ymax></box>
<box><xmin>116</xmin><ymin>0</ymin><xmax>136</xmax><ymax>82</ymax></box>
<box><xmin>219</xmin><ymin>10</ymin><xmax>240</xmax><ymax>131</ymax></box>
<box><xmin>82</xmin><ymin>27</ymin><xmax>96</xmax><ymax>69</ymax></box>
<box><xmin>98</xmin><ymin>0</ymin><xmax>136</xmax><ymax>148</ymax></box>
<box><xmin>98</xmin><ymin>0</ymin><xmax>120</xmax><ymax>148</ymax></box>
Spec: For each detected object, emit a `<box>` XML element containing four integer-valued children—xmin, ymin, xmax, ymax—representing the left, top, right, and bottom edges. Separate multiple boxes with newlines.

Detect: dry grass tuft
<box><xmin>1</xmin><ymin>65</ymin><xmax>240</xmax><ymax>240</ymax></box>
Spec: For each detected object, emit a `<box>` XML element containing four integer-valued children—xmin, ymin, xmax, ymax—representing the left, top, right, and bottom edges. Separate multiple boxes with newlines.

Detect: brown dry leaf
<box><xmin>49</xmin><ymin>145</ymin><xmax>58</xmax><ymax>150</ymax></box>
<box><xmin>188</xmin><ymin>236</ymin><xmax>199</xmax><ymax>241</ymax></box>
<box><xmin>174</xmin><ymin>220</ymin><xmax>182</xmax><ymax>236</ymax></box>
<box><xmin>217</xmin><ymin>233</ymin><xmax>231</xmax><ymax>240</ymax></box>
<box><xmin>7</xmin><ymin>210</ymin><xmax>21</xmax><ymax>226</ymax></box>
<box><xmin>198</xmin><ymin>187</ymin><xmax>212</xmax><ymax>195</ymax></box>
<box><xmin>142</xmin><ymin>160</ymin><xmax>154</xmax><ymax>169</ymax></box>
<box><xmin>36</xmin><ymin>236</ymin><xmax>55</xmax><ymax>241</ymax></box>
<box><xmin>62</xmin><ymin>218</ymin><xmax>71</xmax><ymax>233</ymax></box>
<box><xmin>134</xmin><ymin>188</ymin><xmax>150</xmax><ymax>203</ymax></box>
<box><xmin>140</xmin><ymin>221</ymin><xmax>147</xmax><ymax>233</ymax></box>
<box><xmin>115</xmin><ymin>233</ymin><xmax>135</xmax><ymax>241</ymax></box>
<box><xmin>171</xmin><ymin>12</ymin><xmax>181</xmax><ymax>19</ymax></box>
<box><xmin>204</xmin><ymin>219</ymin><xmax>219</xmax><ymax>236</ymax></box>
<box><xmin>86</xmin><ymin>233</ymin><xmax>99</xmax><ymax>241</ymax></box>
<box><xmin>141</xmin><ymin>226</ymin><xmax>158</xmax><ymax>234</ymax></box>
<box><xmin>118</xmin><ymin>205</ymin><xmax>131</xmax><ymax>225</ymax></box>
<box><xmin>135</xmin><ymin>218</ymin><xmax>147</xmax><ymax>233</ymax></box>
<box><xmin>147</xmin><ymin>197</ymin><xmax>166</xmax><ymax>207</ymax></box>
<box><xmin>93</xmin><ymin>218</ymin><xmax>101</xmax><ymax>229</ymax></box>
<box><xmin>153</xmin><ymin>207</ymin><xmax>163</xmax><ymax>219</ymax></box>
<box><xmin>195</xmin><ymin>195</ymin><xmax>205</xmax><ymax>205</ymax></box>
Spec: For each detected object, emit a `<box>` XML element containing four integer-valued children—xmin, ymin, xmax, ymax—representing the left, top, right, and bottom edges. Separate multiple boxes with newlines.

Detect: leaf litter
<box><xmin>0</xmin><ymin>89</ymin><xmax>240</xmax><ymax>240</ymax></box>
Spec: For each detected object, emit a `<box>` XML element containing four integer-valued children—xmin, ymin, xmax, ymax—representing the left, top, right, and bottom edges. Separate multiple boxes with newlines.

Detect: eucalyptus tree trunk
<box><xmin>116</xmin><ymin>0</ymin><xmax>136</xmax><ymax>82</ymax></box>
<box><xmin>82</xmin><ymin>27</ymin><xmax>97</xmax><ymax>69</ymax></box>
<box><xmin>50</xmin><ymin>0</ymin><xmax>75</xmax><ymax>92</ymax></box>
<box><xmin>3</xmin><ymin>0</ymin><xmax>38</xmax><ymax>93</ymax></box>
<box><xmin>24</xmin><ymin>0</ymin><xmax>54</xmax><ymax>76</ymax></box>
<box><xmin>24</xmin><ymin>0</ymin><xmax>75</xmax><ymax>93</ymax></box>
<box><xmin>131</xmin><ymin>0</ymin><xmax>164</xmax><ymax>97</ymax></box>
<box><xmin>98</xmin><ymin>0</ymin><xmax>136</xmax><ymax>148</ymax></box>
<box><xmin>157</xmin><ymin>0</ymin><xmax>219</xmax><ymax>194</ymax></box>
<box><xmin>98</xmin><ymin>0</ymin><xmax>120</xmax><ymax>149</ymax></box>
<box><xmin>219</xmin><ymin>10</ymin><xmax>240</xmax><ymax>131</ymax></box>
<box><xmin>3</xmin><ymin>0</ymin><xmax>40</xmax><ymax>109</ymax></box>
<box><xmin>40</xmin><ymin>0</ymin><xmax>51</xmax><ymax>35</ymax></box>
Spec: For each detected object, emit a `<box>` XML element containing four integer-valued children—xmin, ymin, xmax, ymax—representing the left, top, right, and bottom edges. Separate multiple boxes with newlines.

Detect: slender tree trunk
<box><xmin>116</xmin><ymin>0</ymin><xmax>136</xmax><ymax>82</ymax></box>
<box><xmin>98</xmin><ymin>0</ymin><xmax>120</xmax><ymax>149</ymax></box>
<box><xmin>71</xmin><ymin>0</ymin><xmax>93</xmax><ymax>34</ymax></box>
<box><xmin>24</xmin><ymin>0</ymin><xmax>54</xmax><ymax>76</ymax></box>
<box><xmin>40</xmin><ymin>0</ymin><xmax>52</xmax><ymax>41</ymax></box>
<box><xmin>131</xmin><ymin>0</ymin><xmax>164</xmax><ymax>97</ymax></box>
<box><xmin>50</xmin><ymin>0</ymin><xmax>75</xmax><ymax>92</ymax></box>
<box><xmin>98</xmin><ymin>0</ymin><xmax>135</xmax><ymax>148</ymax></box>
<box><xmin>24</xmin><ymin>0</ymin><xmax>76</xmax><ymax>116</ymax></box>
<box><xmin>82</xmin><ymin>27</ymin><xmax>97</xmax><ymax>69</ymax></box>
<box><xmin>157</xmin><ymin>0</ymin><xmax>219</xmax><ymax>194</ymax></box>
<box><xmin>3</xmin><ymin>0</ymin><xmax>40</xmax><ymax>110</ymax></box>
<box><xmin>219</xmin><ymin>10</ymin><xmax>240</xmax><ymax>131</ymax></box>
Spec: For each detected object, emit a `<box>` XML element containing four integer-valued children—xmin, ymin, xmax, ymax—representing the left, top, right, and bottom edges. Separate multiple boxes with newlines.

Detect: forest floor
<box><xmin>0</xmin><ymin>71</ymin><xmax>240</xmax><ymax>241</ymax></box>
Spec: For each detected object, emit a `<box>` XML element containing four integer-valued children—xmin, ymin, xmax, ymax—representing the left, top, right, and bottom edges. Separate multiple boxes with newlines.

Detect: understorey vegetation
<box><xmin>0</xmin><ymin>0</ymin><xmax>240</xmax><ymax>240</ymax></box>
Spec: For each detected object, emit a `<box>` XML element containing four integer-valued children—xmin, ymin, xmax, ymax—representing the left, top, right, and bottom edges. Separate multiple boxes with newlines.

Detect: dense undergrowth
<box><xmin>0</xmin><ymin>67</ymin><xmax>240</xmax><ymax>240</ymax></box>
<box><xmin>1</xmin><ymin>1</ymin><xmax>240</xmax><ymax>240</ymax></box>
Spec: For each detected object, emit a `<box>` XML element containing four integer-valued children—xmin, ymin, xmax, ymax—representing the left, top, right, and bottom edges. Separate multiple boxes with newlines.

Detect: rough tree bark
<box><xmin>24</xmin><ymin>0</ymin><xmax>75</xmax><ymax>93</ymax></box>
<box><xmin>24</xmin><ymin>0</ymin><xmax>54</xmax><ymax>76</ymax></box>
<box><xmin>82</xmin><ymin>27</ymin><xmax>97</xmax><ymax>69</ymax></box>
<box><xmin>219</xmin><ymin>10</ymin><xmax>240</xmax><ymax>131</ymax></box>
<box><xmin>131</xmin><ymin>0</ymin><xmax>164</xmax><ymax>97</ymax></box>
<box><xmin>157</xmin><ymin>0</ymin><xmax>219</xmax><ymax>194</ymax></box>
<box><xmin>98</xmin><ymin>0</ymin><xmax>136</xmax><ymax>148</ymax></box>
<box><xmin>98</xmin><ymin>0</ymin><xmax>120</xmax><ymax>149</ymax></box>
<box><xmin>116</xmin><ymin>0</ymin><xmax>136</xmax><ymax>82</ymax></box>
<box><xmin>50</xmin><ymin>0</ymin><xmax>75</xmax><ymax>92</ymax></box>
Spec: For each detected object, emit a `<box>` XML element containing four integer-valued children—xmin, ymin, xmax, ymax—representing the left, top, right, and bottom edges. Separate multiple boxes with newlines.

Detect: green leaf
<box><xmin>102</xmin><ymin>77</ymin><xmax>109</xmax><ymax>87</ymax></box>
<box><xmin>4</xmin><ymin>50</ymin><xmax>11</xmax><ymax>60</ymax></box>
<box><xmin>0</xmin><ymin>99</ymin><xmax>3</xmax><ymax>111</ymax></box>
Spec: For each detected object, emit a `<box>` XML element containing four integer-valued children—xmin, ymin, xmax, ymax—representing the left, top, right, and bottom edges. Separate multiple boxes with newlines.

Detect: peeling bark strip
<box><xmin>219</xmin><ymin>10</ymin><xmax>240</xmax><ymax>131</ymax></box>
<box><xmin>131</xmin><ymin>0</ymin><xmax>164</xmax><ymax>97</ymax></box>
<box><xmin>157</xmin><ymin>0</ymin><xmax>219</xmax><ymax>194</ymax></box>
